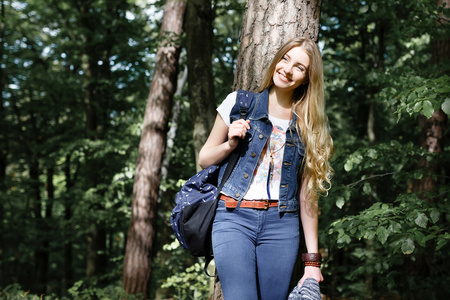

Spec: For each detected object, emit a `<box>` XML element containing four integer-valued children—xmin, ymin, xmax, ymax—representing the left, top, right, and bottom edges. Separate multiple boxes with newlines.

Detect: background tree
<box><xmin>186</xmin><ymin>0</ymin><xmax>216</xmax><ymax>166</ymax></box>
<box><xmin>122</xmin><ymin>0</ymin><xmax>186</xmax><ymax>297</ymax></box>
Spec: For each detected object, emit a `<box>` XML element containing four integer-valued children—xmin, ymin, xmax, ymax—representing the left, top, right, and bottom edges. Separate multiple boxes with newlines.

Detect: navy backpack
<box><xmin>170</xmin><ymin>90</ymin><xmax>253</xmax><ymax>275</ymax></box>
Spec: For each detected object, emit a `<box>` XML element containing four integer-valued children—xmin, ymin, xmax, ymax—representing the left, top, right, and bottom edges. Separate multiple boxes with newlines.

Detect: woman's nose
<box><xmin>285</xmin><ymin>64</ymin><xmax>293</xmax><ymax>75</ymax></box>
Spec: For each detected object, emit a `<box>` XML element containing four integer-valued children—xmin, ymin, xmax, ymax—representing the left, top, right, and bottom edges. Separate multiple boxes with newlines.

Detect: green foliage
<box><xmin>161</xmin><ymin>251</ymin><xmax>211</xmax><ymax>300</ymax></box>
<box><xmin>67</xmin><ymin>280</ymin><xmax>141</xmax><ymax>300</ymax></box>
<box><xmin>319</xmin><ymin>0</ymin><xmax>450</xmax><ymax>298</ymax></box>
<box><xmin>382</xmin><ymin>75</ymin><xmax>450</xmax><ymax>120</ymax></box>
<box><xmin>328</xmin><ymin>194</ymin><xmax>449</xmax><ymax>253</ymax></box>
<box><xmin>0</xmin><ymin>282</ymin><xmax>140</xmax><ymax>300</ymax></box>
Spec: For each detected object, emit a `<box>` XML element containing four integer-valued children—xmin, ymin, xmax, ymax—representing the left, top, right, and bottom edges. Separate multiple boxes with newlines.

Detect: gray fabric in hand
<box><xmin>287</xmin><ymin>278</ymin><xmax>321</xmax><ymax>300</ymax></box>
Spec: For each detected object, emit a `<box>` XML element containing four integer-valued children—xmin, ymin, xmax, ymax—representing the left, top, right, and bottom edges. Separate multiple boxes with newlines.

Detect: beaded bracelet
<box><xmin>304</xmin><ymin>261</ymin><xmax>321</xmax><ymax>268</ymax></box>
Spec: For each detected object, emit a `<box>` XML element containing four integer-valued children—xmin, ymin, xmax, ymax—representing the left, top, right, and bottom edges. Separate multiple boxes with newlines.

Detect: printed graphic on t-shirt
<box><xmin>252</xmin><ymin>125</ymin><xmax>286</xmax><ymax>193</ymax></box>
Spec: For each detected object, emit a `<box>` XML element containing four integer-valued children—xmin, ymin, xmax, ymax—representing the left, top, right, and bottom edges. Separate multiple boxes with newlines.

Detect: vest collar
<box><xmin>251</xmin><ymin>89</ymin><xmax>299</xmax><ymax>130</ymax></box>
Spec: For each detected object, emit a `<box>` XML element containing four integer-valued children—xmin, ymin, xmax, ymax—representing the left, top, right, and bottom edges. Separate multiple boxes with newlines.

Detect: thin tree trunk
<box><xmin>122</xmin><ymin>0</ymin><xmax>186</xmax><ymax>296</ymax></box>
<box><xmin>160</xmin><ymin>64</ymin><xmax>188</xmax><ymax>184</ymax></box>
<box><xmin>63</xmin><ymin>154</ymin><xmax>74</xmax><ymax>293</ymax></box>
<box><xmin>31</xmin><ymin>157</ymin><xmax>47</xmax><ymax>294</ymax></box>
<box><xmin>0</xmin><ymin>0</ymin><xmax>6</xmax><ymax>282</ymax></box>
<box><xmin>234</xmin><ymin>0</ymin><xmax>322</xmax><ymax>92</ymax></box>
<box><xmin>186</xmin><ymin>0</ymin><xmax>216</xmax><ymax>168</ymax></box>
<box><xmin>78</xmin><ymin>0</ymin><xmax>108</xmax><ymax>278</ymax></box>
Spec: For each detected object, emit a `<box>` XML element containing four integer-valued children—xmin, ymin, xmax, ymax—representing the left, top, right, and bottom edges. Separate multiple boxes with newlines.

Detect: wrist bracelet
<box><xmin>304</xmin><ymin>261</ymin><xmax>321</xmax><ymax>268</ymax></box>
<box><xmin>302</xmin><ymin>253</ymin><xmax>322</xmax><ymax>262</ymax></box>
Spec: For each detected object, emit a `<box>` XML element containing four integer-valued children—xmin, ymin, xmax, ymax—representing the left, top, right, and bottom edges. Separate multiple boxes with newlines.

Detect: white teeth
<box><xmin>279</xmin><ymin>72</ymin><xmax>290</xmax><ymax>81</ymax></box>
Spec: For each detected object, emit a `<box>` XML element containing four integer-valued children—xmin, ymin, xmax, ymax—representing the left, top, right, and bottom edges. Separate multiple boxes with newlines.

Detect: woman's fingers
<box><xmin>229</xmin><ymin>119</ymin><xmax>250</xmax><ymax>140</ymax></box>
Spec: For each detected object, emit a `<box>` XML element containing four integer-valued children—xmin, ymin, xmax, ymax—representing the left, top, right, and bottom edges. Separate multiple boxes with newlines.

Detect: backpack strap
<box><xmin>217</xmin><ymin>90</ymin><xmax>253</xmax><ymax>191</ymax></box>
<box><xmin>204</xmin><ymin>90</ymin><xmax>253</xmax><ymax>277</ymax></box>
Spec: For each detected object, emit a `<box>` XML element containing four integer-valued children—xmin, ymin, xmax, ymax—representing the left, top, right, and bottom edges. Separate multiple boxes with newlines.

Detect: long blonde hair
<box><xmin>259</xmin><ymin>37</ymin><xmax>334</xmax><ymax>203</ymax></box>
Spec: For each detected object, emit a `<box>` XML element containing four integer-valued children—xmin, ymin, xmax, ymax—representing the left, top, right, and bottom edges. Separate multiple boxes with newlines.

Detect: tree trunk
<box><xmin>186</xmin><ymin>0</ymin><xmax>216</xmax><ymax>168</ymax></box>
<box><xmin>122</xmin><ymin>0</ymin><xmax>186</xmax><ymax>296</ymax></box>
<box><xmin>0</xmin><ymin>0</ymin><xmax>6</xmax><ymax>282</ymax></box>
<box><xmin>211</xmin><ymin>1</ymin><xmax>322</xmax><ymax>299</ymax></box>
<box><xmin>63</xmin><ymin>154</ymin><xmax>74</xmax><ymax>292</ymax></box>
<box><xmin>160</xmin><ymin>64</ymin><xmax>188</xmax><ymax>184</ymax></box>
<box><xmin>233</xmin><ymin>0</ymin><xmax>322</xmax><ymax>92</ymax></box>
<box><xmin>78</xmin><ymin>0</ymin><xmax>109</xmax><ymax>278</ymax></box>
<box><xmin>408</xmin><ymin>2</ymin><xmax>449</xmax><ymax>297</ymax></box>
<box><xmin>30</xmin><ymin>156</ymin><xmax>47</xmax><ymax>294</ymax></box>
<box><xmin>414</xmin><ymin>0</ymin><xmax>449</xmax><ymax>194</ymax></box>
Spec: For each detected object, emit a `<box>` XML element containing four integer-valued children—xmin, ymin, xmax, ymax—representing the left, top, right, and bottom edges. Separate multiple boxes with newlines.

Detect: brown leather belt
<box><xmin>220</xmin><ymin>195</ymin><xmax>278</xmax><ymax>210</ymax></box>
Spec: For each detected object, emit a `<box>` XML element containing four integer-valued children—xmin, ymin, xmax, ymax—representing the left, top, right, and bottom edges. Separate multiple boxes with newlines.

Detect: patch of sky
<box><xmin>126</xmin><ymin>11</ymin><xmax>136</xmax><ymax>21</ymax></box>
<box><xmin>11</xmin><ymin>1</ymin><xmax>27</xmax><ymax>10</ymax></box>
<box><xmin>128</xmin><ymin>38</ymin><xmax>139</xmax><ymax>47</ymax></box>
<box><xmin>42</xmin><ymin>27</ymin><xmax>60</xmax><ymax>37</ymax></box>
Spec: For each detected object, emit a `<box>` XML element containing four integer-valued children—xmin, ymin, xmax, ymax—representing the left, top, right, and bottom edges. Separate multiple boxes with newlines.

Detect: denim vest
<box><xmin>218</xmin><ymin>89</ymin><xmax>305</xmax><ymax>212</ymax></box>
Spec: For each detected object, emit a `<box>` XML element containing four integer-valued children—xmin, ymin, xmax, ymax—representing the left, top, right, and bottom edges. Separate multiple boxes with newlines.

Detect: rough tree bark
<box><xmin>122</xmin><ymin>0</ymin><xmax>186</xmax><ymax>296</ymax></box>
<box><xmin>186</xmin><ymin>0</ymin><xmax>216</xmax><ymax>168</ymax></box>
<box><xmin>233</xmin><ymin>0</ymin><xmax>322</xmax><ymax>92</ymax></box>
<box><xmin>212</xmin><ymin>1</ymin><xmax>322</xmax><ymax>299</ymax></box>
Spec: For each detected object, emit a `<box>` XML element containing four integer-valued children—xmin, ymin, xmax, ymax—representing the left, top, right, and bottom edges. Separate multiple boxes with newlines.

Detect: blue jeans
<box><xmin>212</xmin><ymin>200</ymin><xmax>300</xmax><ymax>300</ymax></box>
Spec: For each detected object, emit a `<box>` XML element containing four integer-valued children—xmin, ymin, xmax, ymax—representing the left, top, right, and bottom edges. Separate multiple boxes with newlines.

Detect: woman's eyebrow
<box><xmin>284</xmin><ymin>53</ymin><xmax>308</xmax><ymax>69</ymax></box>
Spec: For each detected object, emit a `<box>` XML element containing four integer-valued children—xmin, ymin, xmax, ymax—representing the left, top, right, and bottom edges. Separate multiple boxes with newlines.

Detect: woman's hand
<box><xmin>227</xmin><ymin>119</ymin><xmax>250</xmax><ymax>149</ymax></box>
<box><xmin>199</xmin><ymin>115</ymin><xmax>250</xmax><ymax>169</ymax></box>
<box><xmin>298</xmin><ymin>266</ymin><xmax>323</xmax><ymax>287</ymax></box>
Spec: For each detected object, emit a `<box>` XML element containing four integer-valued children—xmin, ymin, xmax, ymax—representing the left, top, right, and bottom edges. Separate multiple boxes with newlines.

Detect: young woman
<box><xmin>198</xmin><ymin>37</ymin><xmax>333</xmax><ymax>300</ymax></box>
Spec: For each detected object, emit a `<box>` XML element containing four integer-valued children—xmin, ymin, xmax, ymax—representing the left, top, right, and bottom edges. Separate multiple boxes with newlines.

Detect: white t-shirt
<box><xmin>217</xmin><ymin>92</ymin><xmax>290</xmax><ymax>200</ymax></box>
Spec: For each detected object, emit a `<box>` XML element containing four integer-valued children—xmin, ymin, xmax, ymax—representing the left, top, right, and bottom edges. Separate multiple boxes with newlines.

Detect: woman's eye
<box><xmin>282</xmin><ymin>56</ymin><xmax>288</xmax><ymax>61</ymax></box>
<box><xmin>296</xmin><ymin>66</ymin><xmax>304</xmax><ymax>72</ymax></box>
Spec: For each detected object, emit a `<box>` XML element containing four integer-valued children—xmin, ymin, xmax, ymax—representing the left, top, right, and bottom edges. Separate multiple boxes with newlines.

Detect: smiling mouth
<box><xmin>278</xmin><ymin>72</ymin><xmax>291</xmax><ymax>82</ymax></box>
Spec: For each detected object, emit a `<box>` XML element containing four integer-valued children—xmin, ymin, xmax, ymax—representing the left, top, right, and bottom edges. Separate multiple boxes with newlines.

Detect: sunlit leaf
<box><xmin>415</xmin><ymin>213</ymin><xmax>428</xmax><ymax>228</ymax></box>
<box><xmin>401</xmin><ymin>238</ymin><xmax>415</xmax><ymax>255</ymax></box>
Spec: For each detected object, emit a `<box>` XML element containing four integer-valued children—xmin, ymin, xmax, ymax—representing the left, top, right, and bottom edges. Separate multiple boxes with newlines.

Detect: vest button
<box><xmin>244</xmin><ymin>173</ymin><xmax>249</xmax><ymax>179</ymax></box>
<box><xmin>251</xmin><ymin>152</ymin><xmax>256</xmax><ymax>158</ymax></box>
<box><xmin>259</xmin><ymin>134</ymin><xmax>264</xmax><ymax>139</ymax></box>
<box><xmin>235</xmin><ymin>193</ymin><xmax>240</xmax><ymax>198</ymax></box>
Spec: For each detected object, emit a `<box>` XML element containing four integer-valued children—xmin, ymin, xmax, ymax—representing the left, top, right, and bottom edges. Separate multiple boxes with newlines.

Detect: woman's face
<box><xmin>272</xmin><ymin>46</ymin><xmax>310</xmax><ymax>93</ymax></box>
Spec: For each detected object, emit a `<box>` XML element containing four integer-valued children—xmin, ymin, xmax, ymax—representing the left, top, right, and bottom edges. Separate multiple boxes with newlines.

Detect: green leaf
<box><xmin>401</xmin><ymin>237</ymin><xmax>415</xmax><ymax>255</ymax></box>
<box><xmin>359</xmin><ymin>5</ymin><xmax>369</xmax><ymax>14</ymax></box>
<box><xmin>363</xmin><ymin>182</ymin><xmax>372</xmax><ymax>195</ymax></box>
<box><xmin>430</xmin><ymin>209</ymin><xmax>440</xmax><ymax>224</ymax></box>
<box><xmin>337</xmin><ymin>234</ymin><xmax>351</xmax><ymax>245</ymax></box>
<box><xmin>376</xmin><ymin>226</ymin><xmax>389</xmax><ymax>244</ymax></box>
<box><xmin>415</xmin><ymin>213</ymin><xmax>428</xmax><ymax>228</ymax></box>
<box><xmin>336</xmin><ymin>197</ymin><xmax>345</xmax><ymax>209</ymax></box>
<box><xmin>344</xmin><ymin>160</ymin><xmax>353</xmax><ymax>172</ymax></box>
<box><xmin>413</xmin><ymin>101</ymin><xmax>422</xmax><ymax>112</ymax></box>
<box><xmin>436</xmin><ymin>238</ymin><xmax>448</xmax><ymax>251</ymax></box>
<box><xmin>367</xmin><ymin>148</ymin><xmax>378</xmax><ymax>159</ymax></box>
<box><xmin>441</xmin><ymin>98</ymin><xmax>450</xmax><ymax>116</ymax></box>
<box><xmin>422</xmin><ymin>100</ymin><xmax>434</xmax><ymax>118</ymax></box>
<box><xmin>389</xmin><ymin>221</ymin><xmax>402</xmax><ymax>233</ymax></box>
<box><xmin>413</xmin><ymin>172</ymin><xmax>423</xmax><ymax>179</ymax></box>
<box><xmin>414</xmin><ymin>231</ymin><xmax>426</xmax><ymax>247</ymax></box>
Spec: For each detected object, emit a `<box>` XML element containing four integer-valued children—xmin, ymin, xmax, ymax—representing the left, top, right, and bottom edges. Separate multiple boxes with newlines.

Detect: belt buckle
<box><xmin>263</xmin><ymin>199</ymin><xmax>269</xmax><ymax>210</ymax></box>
